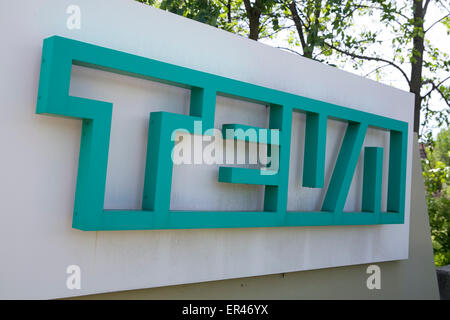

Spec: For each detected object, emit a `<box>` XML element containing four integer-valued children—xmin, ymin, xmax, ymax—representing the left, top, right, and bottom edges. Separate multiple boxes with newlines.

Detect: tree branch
<box><xmin>437</xmin><ymin>0</ymin><xmax>450</xmax><ymax>12</ymax></box>
<box><xmin>425</xmin><ymin>13</ymin><xmax>450</xmax><ymax>33</ymax></box>
<box><xmin>325</xmin><ymin>42</ymin><xmax>411</xmax><ymax>86</ymax></box>
<box><xmin>259</xmin><ymin>25</ymin><xmax>295</xmax><ymax>39</ymax></box>
<box><xmin>353</xmin><ymin>4</ymin><xmax>411</xmax><ymax>21</ymax></box>
<box><xmin>363</xmin><ymin>63</ymin><xmax>391</xmax><ymax>77</ymax></box>
<box><xmin>242</xmin><ymin>0</ymin><xmax>252</xmax><ymax>12</ymax></box>
<box><xmin>289</xmin><ymin>1</ymin><xmax>307</xmax><ymax>52</ymax></box>
<box><xmin>436</xmin><ymin>87</ymin><xmax>450</xmax><ymax>108</ymax></box>
<box><xmin>422</xmin><ymin>76</ymin><xmax>450</xmax><ymax>99</ymax></box>
<box><xmin>276</xmin><ymin>46</ymin><xmax>303</xmax><ymax>56</ymax></box>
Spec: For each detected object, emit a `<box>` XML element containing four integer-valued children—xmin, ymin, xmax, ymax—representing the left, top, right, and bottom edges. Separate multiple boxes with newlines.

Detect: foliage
<box><xmin>322</xmin><ymin>0</ymin><xmax>450</xmax><ymax>136</ymax></box>
<box><xmin>136</xmin><ymin>0</ymin><xmax>222</xmax><ymax>26</ymax></box>
<box><xmin>281</xmin><ymin>0</ymin><xmax>360</xmax><ymax>60</ymax></box>
<box><xmin>422</xmin><ymin>127</ymin><xmax>450</xmax><ymax>266</ymax></box>
<box><xmin>136</xmin><ymin>0</ymin><xmax>282</xmax><ymax>39</ymax></box>
<box><xmin>135</xmin><ymin>0</ymin><xmax>449</xmax><ymax>138</ymax></box>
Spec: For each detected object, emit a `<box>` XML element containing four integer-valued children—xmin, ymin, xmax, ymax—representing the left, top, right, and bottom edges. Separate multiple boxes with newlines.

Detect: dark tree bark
<box><xmin>289</xmin><ymin>0</ymin><xmax>323</xmax><ymax>59</ymax></box>
<box><xmin>289</xmin><ymin>1</ymin><xmax>309</xmax><ymax>56</ymax></box>
<box><xmin>410</xmin><ymin>0</ymin><xmax>428</xmax><ymax>133</ymax></box>
<box><xmin>243</xmin><ymin>0</ymin><xmax>263</xmax><ymax>40</ymax></box>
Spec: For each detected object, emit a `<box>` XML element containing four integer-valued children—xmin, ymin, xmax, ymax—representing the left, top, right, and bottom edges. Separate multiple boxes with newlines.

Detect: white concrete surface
<box><xmin>0</xmin><ymin>0</ymin><xmax>414</xmax><ymax>298</ymax></box>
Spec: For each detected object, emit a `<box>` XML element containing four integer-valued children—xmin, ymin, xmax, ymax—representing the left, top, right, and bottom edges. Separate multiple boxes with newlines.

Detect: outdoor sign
<box><xmin>0</xmin><ymin>0</ymin><xmax>414</xmax><ymax>299</ymax></box>
<box><xmin>37</xmin><ymin>36</ymin><xmax>408</xmax><ymax>231</ymax></box>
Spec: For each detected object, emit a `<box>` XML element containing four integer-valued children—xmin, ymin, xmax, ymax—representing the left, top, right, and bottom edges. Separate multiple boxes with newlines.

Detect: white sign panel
<box><xmin>0</xmin><ymin>0</ymin><xmax>413</xmax><ymax>299</ymax></box>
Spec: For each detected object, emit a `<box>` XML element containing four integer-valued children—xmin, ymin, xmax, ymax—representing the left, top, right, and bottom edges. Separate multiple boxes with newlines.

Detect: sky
<box><xmin>259</xmin><ymin>0</ymin><xmax>450</xmax><ymax>139</ymax></box>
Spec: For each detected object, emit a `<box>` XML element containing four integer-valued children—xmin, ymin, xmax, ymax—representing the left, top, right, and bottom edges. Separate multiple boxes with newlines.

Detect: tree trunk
<box><xmin>243</xmin><ymin>0</ymin><xmax>261</xmax><ymax>40</ymax></box>
<box><xmin>289</xmin><ymin>0</ymin><xmax>322</xmax><ymax>59</ymax></box>
<box><xmin>410</xmin><ymin>0</ymin><xmax>426</xmax><ymax>133</ymax></box>
<box><xmin>248</xmin><ymin>14</ymin><xmax>260</xmax><ymax>40</ymax></box>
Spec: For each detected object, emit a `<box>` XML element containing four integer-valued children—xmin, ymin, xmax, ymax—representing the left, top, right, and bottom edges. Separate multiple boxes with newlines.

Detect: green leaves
<box><xmin>422</xmin><ymin>127</ymin><xmax>450</xmax><ymax>267</ymax></box>
<box><xmin>158</xmin><ymin>0</ymin><xmax>222</xmax><ymax>26</ymax></box>
<box><xmin>443</xmin><ymin>15</ymin><xmax>450</xmax><ymax>35</ymax></box>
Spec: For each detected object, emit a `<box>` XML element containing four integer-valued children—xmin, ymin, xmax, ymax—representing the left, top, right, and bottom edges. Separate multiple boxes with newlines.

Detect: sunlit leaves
<box><xmin>422</xmin><ymin>128</ymin><xmax>450</xmax><ymax>266</ymax></box>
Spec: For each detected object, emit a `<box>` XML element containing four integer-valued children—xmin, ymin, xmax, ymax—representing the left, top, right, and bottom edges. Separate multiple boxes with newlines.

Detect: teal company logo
<box><xmin>36</xmin><ymin>36</ymin><xmax>408</xmax><ymax>231</ymax></box>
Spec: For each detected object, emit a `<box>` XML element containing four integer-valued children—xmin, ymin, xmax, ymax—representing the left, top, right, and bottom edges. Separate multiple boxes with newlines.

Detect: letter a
<box><xmin>66</xmin><ymin>264</ymin><xmax>81</xmax><ymax>289</ymax></box>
